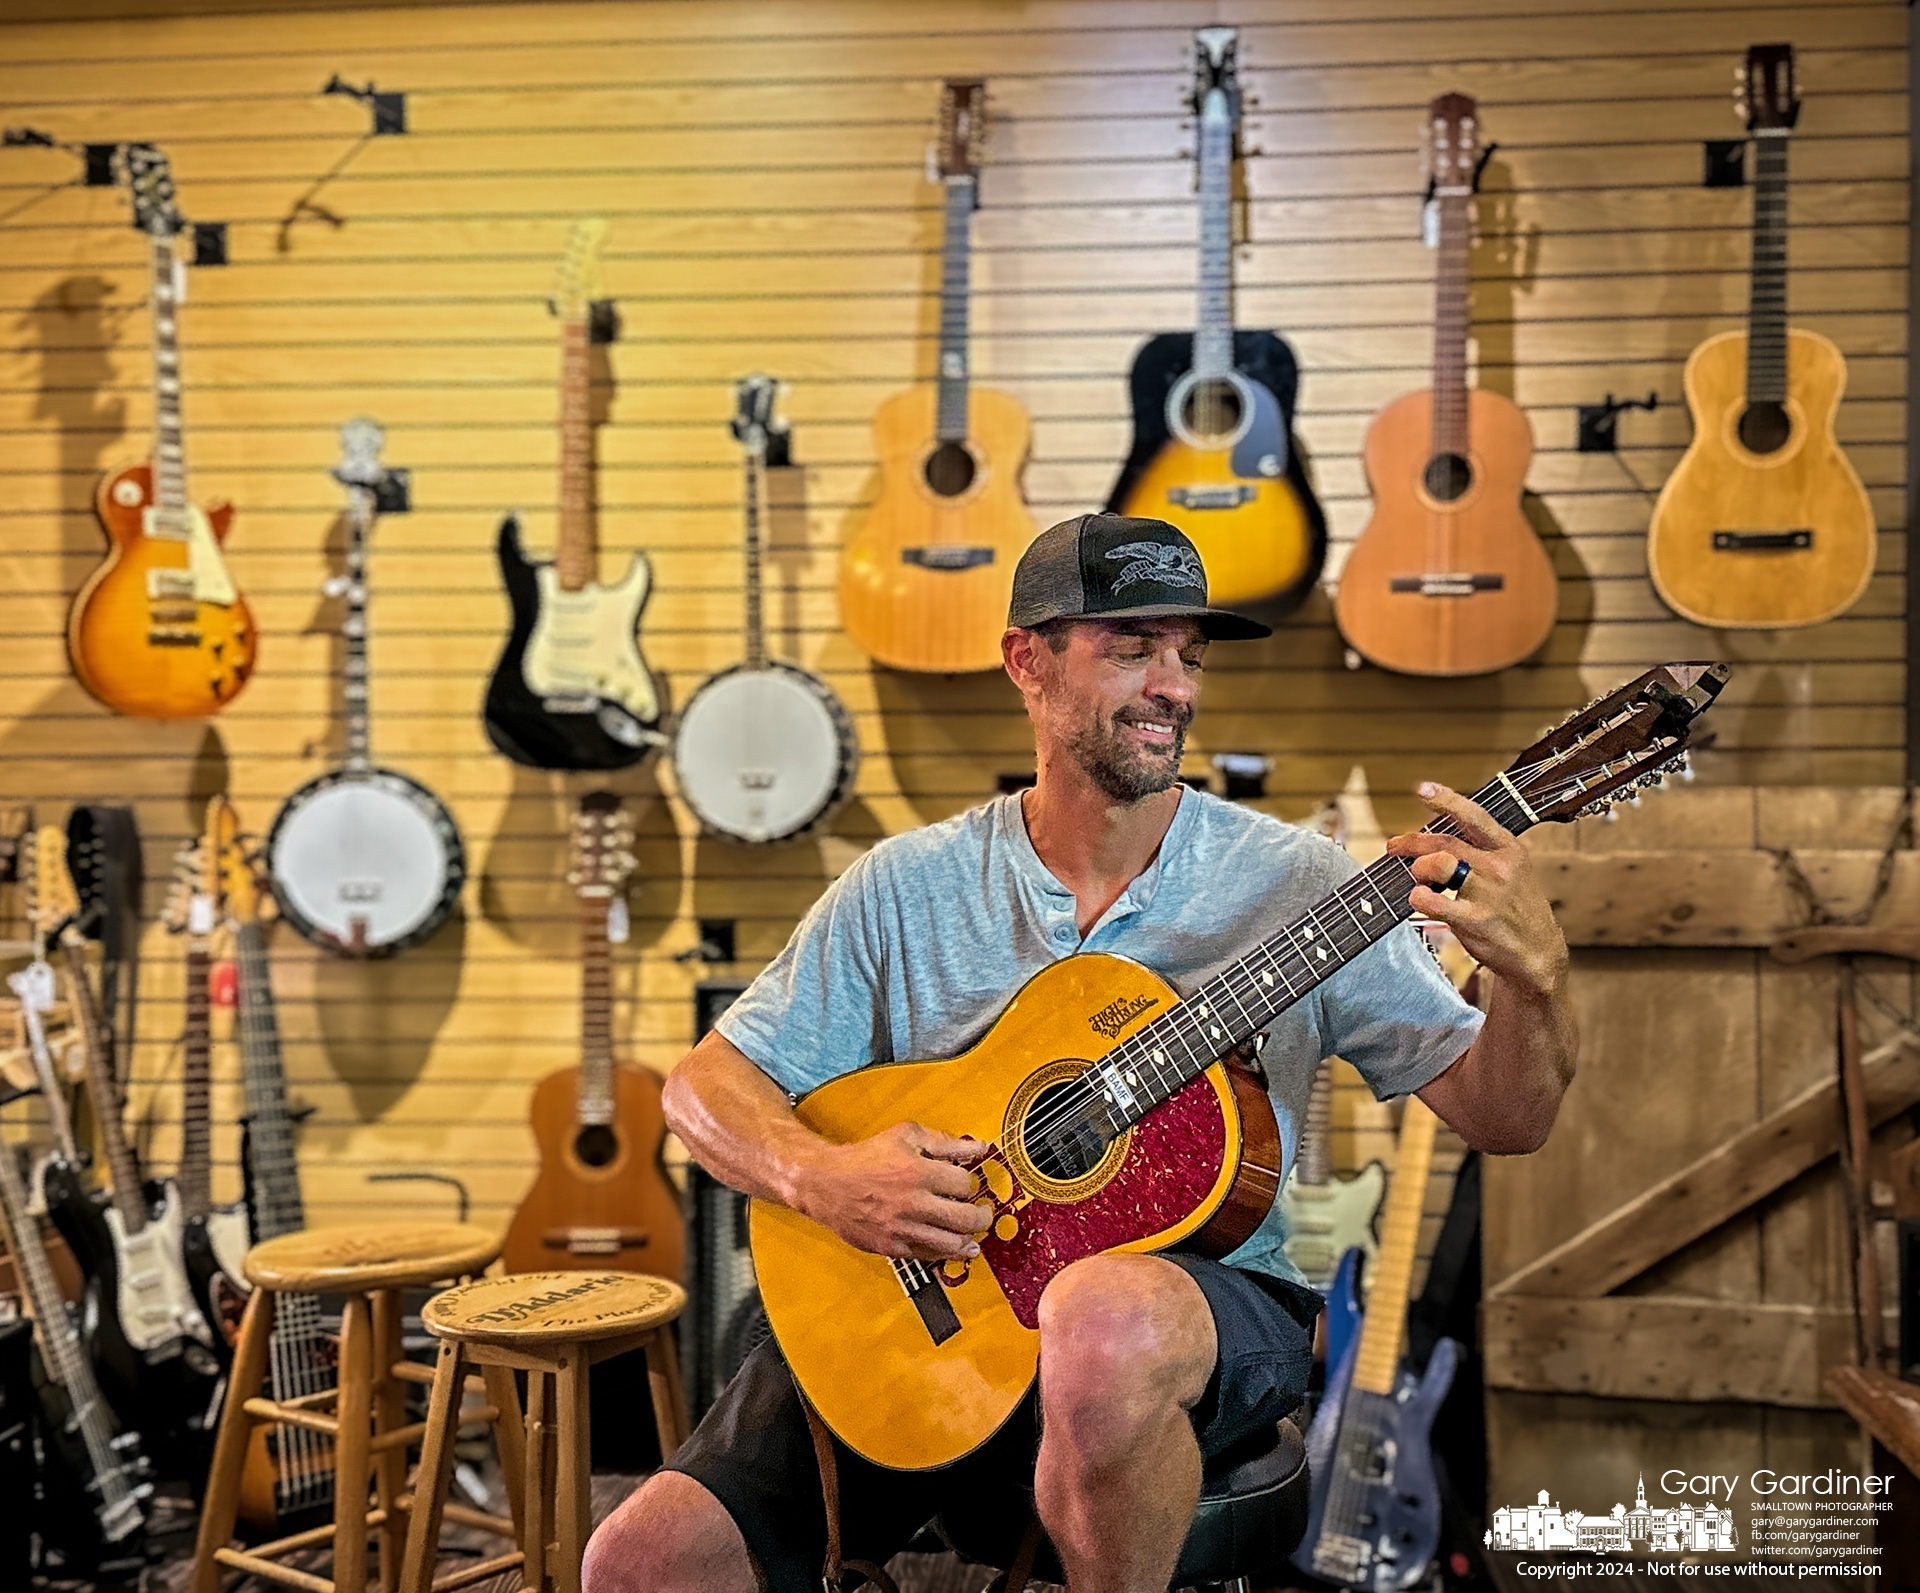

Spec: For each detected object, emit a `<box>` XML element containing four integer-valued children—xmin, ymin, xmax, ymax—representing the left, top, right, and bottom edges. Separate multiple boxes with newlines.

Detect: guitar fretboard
<box><xmin>1350</xmin><ymin>1096</ymin><xmax>1439</xmax><ymax>1395</ymax></box>
<box><xmin>235</xmin><ymin>922</ymin><xmax>306</xmax><ymax>1241</ymax></box>
<box><xmin>62</xmin><ymin>937</ymin><xmax>148</xmax><ymax>1235</ymax></box>
<box><xmin>148</xmin><ymin>231</ymin><xmax>190</xmax><ymax>521</ymax></box>
<box><xmin>340</xmin><ymin>482</ymin><xmax>376</xmax><ymax>772</ymax></box>
<box><xmin>1429</xmin><ymin>185</ymin><xmax>1474</xmax><ymax>463</ymax></box>
<box><xmin>177</xmin><ymin>942</ymin><xmax>213</xmax><ymax>1219</ymax></box>
<box><xmin>556</xmin><ymin>315</ymin><xmax>597</xmax><ymax>592</ymax></box>
<box><xmin>1747</xmin><ymin>133</ymin><xmax>1790</xmax><ymax>405</ymax></box>
<box><xmin>577</xmin><ymin>891</ymin><xmax>616</xmax><ymax>1125</ymax></box>
<box><xmin>1193</xmin><ymin>95</ymin><xmax>1235</xmax><ymax>382</ymax></box>
<box><xmin>741</xmin><ymin>439</ymin><xmax>767</xmax><ymax>669</ymax></box>
<box><xmin>935</xmin><ymin>176</ymin><xmax>975</xmax><ymax>443</ymax></box>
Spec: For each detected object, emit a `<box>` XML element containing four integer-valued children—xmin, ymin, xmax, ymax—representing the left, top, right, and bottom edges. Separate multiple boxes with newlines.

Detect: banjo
<box><xmin>268</xmin><ymin>419</ymin><xmax>466</xmax><ymax>954</ymax></box>
<box><xmin>673</xmin><ymin>376</ymin><xmax>859</xmax><ymax>843</ymax></box>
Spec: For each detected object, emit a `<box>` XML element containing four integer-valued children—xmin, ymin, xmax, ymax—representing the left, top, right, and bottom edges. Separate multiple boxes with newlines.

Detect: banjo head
<box><xmin>267</xmin><ymin>770</ymin><xmax>466</xmax><ymax>955</ymax></box>
<box><xmin>672</xmin><ymin>664</ymin><xmax>858</xmax><ymax>844</ymax></box>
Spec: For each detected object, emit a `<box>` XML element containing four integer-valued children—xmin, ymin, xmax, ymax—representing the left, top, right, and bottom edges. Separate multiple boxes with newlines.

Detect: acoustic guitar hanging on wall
<box><xmin>1333</xmin><ymin>94</ymin><xmax>1557</xmax><ymax>677</ymax></box>
<box><xmin>1647</xmin><ymin>43</ymin><xmax>1874</xmax><ymax>630</ymax></box>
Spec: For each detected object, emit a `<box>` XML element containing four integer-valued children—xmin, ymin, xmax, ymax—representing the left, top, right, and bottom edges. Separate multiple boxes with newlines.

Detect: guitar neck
<box><xmin>177</xmin><ymin>943</ymin><xmax>213</xmax><ymax>1220</ymax></box>
<box><xmin>1193</xmin><ymin>96</ymin><xmax>1235</xmax><ymax>380</ymax></box>
<box><xmin>556</xmin><ymin>315</ymin><xmax>597</xmax><ymax>592</ymax></box>
<box><xmin>935</xmin><ymin>176</ymin><xmax>975</xmax><ymax>442</ymax></box>
<box><xmin>148</xmin><ymin>230</ymin><xmax>190</xmax><ymax>518</ymax></box>
<box><xmin>577</xmin><ymin>892</ymin><xmax>615</xmax><ymax>1126</ymax></box>
<box><xmin>742</xmin><ymin>448</ymin><xmax>766</xmax><ymax>669</ymax></box>
<box><xmin>1349</xmin><ymin>1097</ymin><xmax>1439</xmax><ymax>1393</ymax></box>
<box><xmin>1747</xmin><ymin>133</ymin><xmax>1790</xmax><ymax>405</ymax></box>
<box><xmin>234</xmin><ymin>922</ymin><xmax>306</xmax><ymax>1240</ymax></box>
<box><xmin>1430</xmin><ymin>187</ymin><xmax>1473</xmax><ymax>460</ymax></box>
<box><xmin>1295</xmin><ymin>1058</ymin><xmax>1333</xmax><ymax>1187</ymax></box>
<box><xmin>61</xmin><ymin>937</ymin><xmax>148</xmax><ymax>1233</ymax></box>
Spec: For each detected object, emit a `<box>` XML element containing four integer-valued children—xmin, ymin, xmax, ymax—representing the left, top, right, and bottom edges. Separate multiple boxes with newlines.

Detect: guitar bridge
<box><xmin>542</xmin><ymin>1226</ymin><xmax>649</xmax><ymax>1255</ymax></box>
<box><xmin>1167</xmin><ymin>485</ymin><xmax>1256</xmax><ymax>510</ymax></box>
<box><xmin>1389</xmin><ymin>573</ymin><xmax>1505</xmax><ymax>596</ymax></box>
<box><xmin>891</xmin><ymin>1258</ymin><xmax>961</xmax><ymax>1345</ymax></box>
<box><xmin>901</xmin><ymin>547</ymin><xmax>995</xmax><ymax>570</ymax></box>
<box><xmin>1713</xmin><ymin>529</ymin><xmax>1812</xmax><ymax>550</ymax></box>
<box><xmin>1311</xmin><ymin>1532</ymin><xmax>1369</xmax><ymax>1580</ymax></box>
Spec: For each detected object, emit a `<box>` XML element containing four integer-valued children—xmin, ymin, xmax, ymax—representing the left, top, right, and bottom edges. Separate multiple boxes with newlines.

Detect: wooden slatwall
<box><xmin>0</xmin><ymin>0</ymin><xmax>1906</xmax><ymax>1510</ymax></box>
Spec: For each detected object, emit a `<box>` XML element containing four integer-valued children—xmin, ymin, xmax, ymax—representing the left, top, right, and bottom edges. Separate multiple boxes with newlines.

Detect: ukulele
<box><xmin>215</xmin><ymin>820</ymin><xmax>338</xmax><ymax>1528</ymax></box>
<box><xmin>837</xmin><ymin>80</ymin><xmax>1040</xmax><ymax>674</ymax></box>
<box><xmin>1335</xmin><ymin>95</ymin><xmax>1558</xmax><ymax>677</ymax></box>
<box><xmin>751</xmin><ymin>662</ymin><xmax>1727</xmax><ymax>1469</ymax></box>
<box><xmin>166</xmin><ymin>801</ymin><xmax>253</xmax><ymax>1347</ymax></box>
<box><xmin>1105</xmin><ymin>26</ymin><xmax>1327</xmax><ymax>613</ymax></box>
<box><xmin>484</xmin><ymin>220</ymin><xmax>665</xmax><ymax>769</ymax></box>
<box><xmin>1293</xmin><ymin>1097</ymin><xmax>1455</xmax><ymax>1591</ymax></box>
<box><xmin>67</xmin><ymin>143</ymin><xmax>255</xmax><ymax>718</ymax></box>
<box><xmin>1647</xmin><ymin>43</ymin><xmax>1875</xmax><ymax>629</ymax></box>
<box><xmin>503</xmin><ymin>792</ymin><xmax>685</xmax><ymax>1279</ymax></box>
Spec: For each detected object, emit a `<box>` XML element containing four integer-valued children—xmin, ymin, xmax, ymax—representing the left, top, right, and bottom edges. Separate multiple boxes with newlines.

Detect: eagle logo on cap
<box><xmin>1106</xmin><ymin>541</ymin><xmax>1205</xmax><ymax>594</ymax></box>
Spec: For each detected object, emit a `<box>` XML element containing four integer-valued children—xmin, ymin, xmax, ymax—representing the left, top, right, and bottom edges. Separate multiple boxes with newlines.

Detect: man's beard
<box><xmin>1064</xmin><ymin>706</ymin><xmax>1190</xmax><ymax>802</ymax></box>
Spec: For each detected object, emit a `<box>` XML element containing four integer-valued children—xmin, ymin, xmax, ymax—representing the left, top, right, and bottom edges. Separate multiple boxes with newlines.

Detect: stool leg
<box><xmin>191</xmin><ymin>1285</ymin><xmax>277</xmax><ymax>1593</ymax></box>
<box><xmin>399</xmin><ymin>1340</ymin><xmax>468</xmax><ymax>1593</ymax></box>
<box><xmin>643</xmin><ymin>1325</ymin><xmax>690</xmax><ymax>1456</ymax></box>
<box><xmin>334</xmin><ymin>1292</ymin><xmax>375</xmax><ymax>1593</ymax></box>
<box><xmin>554</xmin><ymin>1350</ymin><xmax>592</xmax><ymax>1593</ymax></box>
<box><xmin>524</xmin><ymin>1370</ymin><xmax>552</xmax><ymax>1593</ymax></box>
<box><xmin>372</xmin><ymin>1288</ymin><xmax>408</xmax><ymax>1593</ymax></box>
<box><xmin>480</xmin><ymin>1361</ymin><xmax>528</xmax><ymax>1545</ymax></box>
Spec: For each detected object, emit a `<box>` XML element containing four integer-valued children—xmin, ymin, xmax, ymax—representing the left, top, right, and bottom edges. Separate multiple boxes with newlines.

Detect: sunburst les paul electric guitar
<box><xmin>1334</xmin><ymin>94</ymin><xmax>1558</xmax><ymax>677</ymax></box>
<box><xmin>1647</xmin><ymin>43</ymin><xmax>1875</xmax><ymax>630</ymax></box>
<box><xmin>1105</xmin><ymin>26</ymin><xmax>1327</xmax><ymax>613</ymax></box>
<box><xmin>837</xmin><ymin>80</ymin><xmax>1040</xmax><ymax>674</ymax></box>
<box><xmin>752</xmin><ymin>663</ymin><xmax>1728</xmax><ymax>1469</ymax></box>
<box><xmin>67</xmin><ymin>143</ymin><xmax>255</xmax><ymax>717</ymax></box>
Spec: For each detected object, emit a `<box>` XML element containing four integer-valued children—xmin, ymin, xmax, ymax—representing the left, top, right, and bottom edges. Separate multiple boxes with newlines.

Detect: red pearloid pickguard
<box><xmin>977</xmin><ymin>1074</ymin><xmax>1229</xmax><ymax>1327</ymax></box>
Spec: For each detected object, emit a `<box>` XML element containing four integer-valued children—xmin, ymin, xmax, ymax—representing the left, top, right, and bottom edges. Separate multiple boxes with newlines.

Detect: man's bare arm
<box><xmin>662</xmin><ymin>1028</ymin><xmax>992</xmax><ymax>1261</ymax></box>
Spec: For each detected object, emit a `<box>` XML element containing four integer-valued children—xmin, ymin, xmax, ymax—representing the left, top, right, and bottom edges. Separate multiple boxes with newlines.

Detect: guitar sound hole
<box><xmin>1423</xmin><ymin>453</ymin><xmax>1473</xmax><ymax>503</ymax></box>
<box><xmin>1024</xmin><ymin>1079</ymin><xmax>1108</xmax><ymax>1183</ymax></box>
<box><xmin>1179</xmin><ymin>378</ymin><xmax>1243</xmax><ymax>443</ymax></box>
<box><xmin>573</xmin><ymin>1124</ymin><xmax>619</xmax><ymax>1168</ymax></box>
<box><xmin>923</xmin><ymin>441</ymin><xmax>978</xmax><ymax>498</ymax></box>
<box><xmin>1739</xmin><ymin>401</ymin><xmax>1792</xmax><ymax>455</ymax></box>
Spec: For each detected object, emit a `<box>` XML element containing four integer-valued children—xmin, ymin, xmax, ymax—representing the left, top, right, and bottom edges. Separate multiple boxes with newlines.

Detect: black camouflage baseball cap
<box><xmin>1007</xmin><ymin>513</ymin><xmax>1272</xmax><ymax>640</ymax></box>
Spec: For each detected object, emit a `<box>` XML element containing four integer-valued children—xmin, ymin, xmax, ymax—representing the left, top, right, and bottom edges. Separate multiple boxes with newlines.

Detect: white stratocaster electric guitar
<box><xmin>1280</xmin><ymin>1057</ymin><xmax>1385</xmax><ymax>1289</ymax></box>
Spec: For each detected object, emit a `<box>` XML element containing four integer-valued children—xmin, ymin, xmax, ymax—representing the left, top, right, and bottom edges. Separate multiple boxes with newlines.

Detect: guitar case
<box><xmin>1104</xmin><ymin>329</ymin><xmax>1329</xmax><ymax>619</ymax></box>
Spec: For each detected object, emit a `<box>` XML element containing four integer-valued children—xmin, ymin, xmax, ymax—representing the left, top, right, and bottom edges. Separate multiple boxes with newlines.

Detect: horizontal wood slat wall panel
<box><xmin>0</xmin><ymin>0</ymin><xmax>1905</xmax><ymax>1369</ymax></box>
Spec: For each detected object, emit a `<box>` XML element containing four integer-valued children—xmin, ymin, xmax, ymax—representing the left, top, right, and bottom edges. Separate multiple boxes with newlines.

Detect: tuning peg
<box><xmin>1601</xmin><ymin>804</ymin><xmax>1619</xmax><ymax>823</ymax></box>
<box><xmin>322</xmin><ymin>574</ymin><xmax>349</xmax><ymax>598</ymax></box>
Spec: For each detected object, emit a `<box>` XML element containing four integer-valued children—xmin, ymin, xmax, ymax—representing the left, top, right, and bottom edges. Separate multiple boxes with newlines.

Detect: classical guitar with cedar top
<box><xmin>752</xmin><ymin>664</ymin><xmax>1726</xmax><ymax>1470</ymax></box>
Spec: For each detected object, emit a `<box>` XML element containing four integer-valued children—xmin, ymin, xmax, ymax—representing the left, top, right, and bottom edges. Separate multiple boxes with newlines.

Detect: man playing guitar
<box><xmin>586</xmin><ymin>513</ymin><xmax>1576</xmax><ymax>1593</ymax></box>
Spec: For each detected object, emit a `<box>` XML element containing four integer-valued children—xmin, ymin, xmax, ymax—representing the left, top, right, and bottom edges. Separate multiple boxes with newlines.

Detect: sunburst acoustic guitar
<box><xmin>67</xmin><ymin>143</ymin><xmax>254</xmax><ymax>718</ymax></box>
<box><xmin>751</xmin><ymin>663</ymin><xmax>1727</xmax><ymax>1469</ymax></box>
<box><xmin>837</xmin><ymin>80</ymin><xmax>1040</xmax><ymax>674</ymax></box>
<box><xmin>1647</xmin><ymin>43</ymin><xmax>1874</xmax><ymax>630</ymax></box>
<box><xmin>1333</xmin><ymin>94</ymin><xmax>1558</xmax><ymax>677</ymax></box>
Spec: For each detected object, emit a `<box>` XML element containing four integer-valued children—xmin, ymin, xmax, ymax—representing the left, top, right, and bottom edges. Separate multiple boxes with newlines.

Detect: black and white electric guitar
<box><xmin>483</xmin><ymin>218</ymin><xmax>665</xmax><ymax>770</ymax></box>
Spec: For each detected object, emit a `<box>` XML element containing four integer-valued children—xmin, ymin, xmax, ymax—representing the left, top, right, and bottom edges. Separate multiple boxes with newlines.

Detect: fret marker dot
<box><xmin>1316</xmin><ymin>948</ymin><xmax>1329</xmax><ymax>961</ymax></box>
<box><xmin>1360</xmin><ymin>899</ymin><xmax>1374</xmax><ymax>914</ymax></box>
<box><xmin>1209</xmin><ymin>1025</ymin><xmax>1222</xmax><ymax>1040</ymax></box>
<box><xmin>1261</xmin><ymin>971</ymin><xmax>1275</xmax><ymax>986</ymax></box>
<box><xmin>1153</xmin><ymin>1049</ymin><xmax>1166</xmax><ymax>1064</ymax></box>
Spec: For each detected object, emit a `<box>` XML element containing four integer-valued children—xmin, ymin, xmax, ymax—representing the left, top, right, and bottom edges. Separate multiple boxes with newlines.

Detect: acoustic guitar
<box><xmin>837</xmin><ymin>80</ymin><xmax>1040</xmax><ymax>673</ymax></box>
<box><xmin>503</xmin><ymin>792</ymin><xmax>685</xmax><ymax>1279</ymax></box>
<box><xmin>1647</xmin><ymin>43</ymin><xmax>1875</xmax><ymax>630</ymax></box>
<box><xmin>751</xmin><ymin>662</ymin><xmax>1727</xmax><ymax>1469</ymax></box>
<box><xmin>67</xmin><ymin>144</ymin><xmax>255</xmax><ymax>718</ymax></box>
<box><xmin>1105</xmin><ymin>26</ymin><xmax>1327</xmax><ymax>613</ymax></box>
<box><xmin>484</xmin><ymin>220</ymin><xmax>666</xmax><ymax>768</ymax></box>
<box><xmin>1334</xmin><ymin>94</ymin><xmax>1557</xmax><ymax>677</ymax></box>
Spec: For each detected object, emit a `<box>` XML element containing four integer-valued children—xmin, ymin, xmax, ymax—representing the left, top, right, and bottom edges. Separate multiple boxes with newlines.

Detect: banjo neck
<box><xmin>742</xmin><ymin>432</ymin><xmax>766</xmax><ymax>670</ymax></box>
<box><xmin>331</xmin><ymin>418</ymin><xmax>389</xmax><ymax>776</ymax></box>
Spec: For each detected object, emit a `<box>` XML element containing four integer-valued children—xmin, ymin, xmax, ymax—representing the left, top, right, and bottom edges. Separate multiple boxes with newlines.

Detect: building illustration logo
<box><xmin>1488</xmin><ymin>1474</ymin><xmax>1738</xmax><ymax>1554</ymax></box>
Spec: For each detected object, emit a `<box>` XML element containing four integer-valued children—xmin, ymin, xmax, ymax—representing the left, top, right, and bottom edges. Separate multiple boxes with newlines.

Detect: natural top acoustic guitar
<box><xmin>1647</xmin><ymin>43</ymin><xmax>1875</xmax><ymax>630</ymax></box>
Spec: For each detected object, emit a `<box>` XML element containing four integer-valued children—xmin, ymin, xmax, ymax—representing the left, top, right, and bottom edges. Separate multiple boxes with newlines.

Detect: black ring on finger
<box><xmin>1444</xmin><ymin>858</ymin><xmax>1472</xmax><ymax>893</ymax></box>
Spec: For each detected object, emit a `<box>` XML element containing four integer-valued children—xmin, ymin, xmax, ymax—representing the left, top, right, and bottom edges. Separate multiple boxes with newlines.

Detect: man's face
<box><xmin>1030</xmin><ymin>618</ymin><xmax>1208</xmax><ymax>801</ymax></box>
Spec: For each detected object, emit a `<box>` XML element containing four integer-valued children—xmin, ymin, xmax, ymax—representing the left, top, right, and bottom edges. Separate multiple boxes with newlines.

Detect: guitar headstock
<box><xmin>936</xmin><ymin>80</ymin><xmax>986</xmax><ymax>183</ymax></box>
<box><xmin>1426</xmin><ymin>93</ymin><xmax>1480</xmax><ymax>195</ymax></box>
<box><xmin>1189</xmin><ymin>26</ymin><xmax>1242</xmax><ymax>131</ymax></box>
<box><xmin>334</xmin><ymin>416</ymin><xmax>387</xmax><ymax>491</ymax></box>
<box><xmin>164</xmin><ymin>797</ymin><xmax>231</xmax><ymax>939</ymax></box>
<box><xmin>1495</xmin><ymin>663</ymin><xmax>1729</xmax><ymax>827</ymax></box>
<box><xmin>569</xmin><ymin>791</ymin><xmax>635</xmax><ymax>899</ymax></box>
<box><xmin>1738</xmin><ymin>43</ymin><xmax>1799</xmax><ymax>133</ymax></box>
<box><xmin>209</xmin><ymin>797</ymin><xmax>274</xmax><ymax>927</ymax></box>
<box><xmin>28</xmin><ymin>826</ymin><xmax>79</xmax><ymax>942</ymax></box>
<box><xmin>730</xmin><ymin>373</ymin><xmax>787</xmax><ymax>460</ymax></box>
<box><xmin>552</xmin><ymin>217</ymin><xmax>609</xmax><ymax>322</ymax></box>
<box><xmin>121</xmin><ymin>142</ymin><xmax>182</xmax><ymax>237</ymax></box>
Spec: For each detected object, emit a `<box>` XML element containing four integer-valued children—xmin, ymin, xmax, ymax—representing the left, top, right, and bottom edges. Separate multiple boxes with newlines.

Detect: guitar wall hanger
<box><xmin>1576</xmin><ymin>390</ymin><xmax>1658</xmax><ymax>453</ymax></box>
<box><xmin>322</xmin><ymin>73</ymin><xmax>407</xmax><ymax>135</ymax></box>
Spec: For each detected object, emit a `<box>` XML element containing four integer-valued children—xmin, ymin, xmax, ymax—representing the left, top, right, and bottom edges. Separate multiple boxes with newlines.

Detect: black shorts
<box><xmin>663</xmin><ymin>1256</ymin><xmax>1320</xmax><ymax>1593</ymax></box>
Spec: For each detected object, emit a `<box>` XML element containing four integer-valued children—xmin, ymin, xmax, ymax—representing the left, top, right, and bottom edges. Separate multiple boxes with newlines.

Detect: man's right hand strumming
<box><xmin>797</xmin><ymin>1123</ymin><xmax>992</xmax><ymax>1262</ymax></box>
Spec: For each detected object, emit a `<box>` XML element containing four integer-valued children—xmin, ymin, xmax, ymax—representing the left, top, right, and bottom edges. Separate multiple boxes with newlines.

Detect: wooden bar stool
<box><xmin>191</xmin><ymin>1223</ymin><xmax>508</xmax><ymax>1593</ymax></box>
<box><xmin>401</xmin><ymin>1271</ymin><xmax>690</xmax><ymax>1593</ymax></box>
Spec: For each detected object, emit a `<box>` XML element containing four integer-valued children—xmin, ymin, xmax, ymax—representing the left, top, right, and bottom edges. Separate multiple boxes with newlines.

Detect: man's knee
<box><xmin>582</xmin><ymin>1470</ymin><xmax>752</xmax><ymax>1593</ymax></box>
<box><xmin>1037</xmin><ymin>1255</ymin><xmax>1214</xmax><ymax>1435</ymax></box>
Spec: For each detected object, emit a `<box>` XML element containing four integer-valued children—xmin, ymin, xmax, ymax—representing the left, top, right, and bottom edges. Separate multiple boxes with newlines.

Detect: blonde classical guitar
<box><xmin>1334</xmin><ymin>94</ymin><xmax>1556</xmax><ymax>676</ymax></box>
<box><xmin>837</xmin><ymin>81</ymin><xmax>1039</xmax><ymax>673</ymax></box>
<box><xmin>67</xmin><ymin>144</ymin><xmax>255</xmax><ymax>717</ymax></box>
<box><xmin>1648</xmin><ymin>44</ymin><xmax>1874</xmax><ymax>629</ymax></box>
<box><xmin>752</xmin><ymin>663</ymin><xmax>1726</xmax><ymax>1469</ymax></box>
